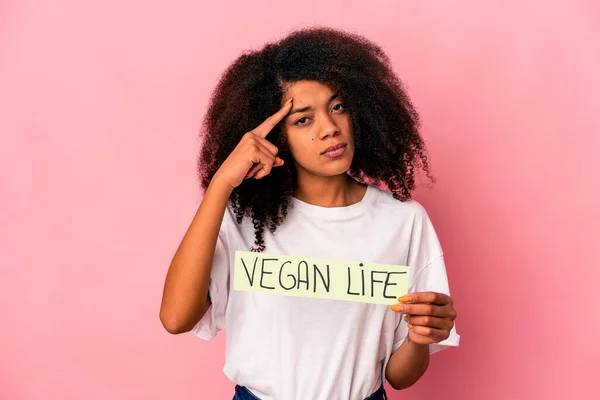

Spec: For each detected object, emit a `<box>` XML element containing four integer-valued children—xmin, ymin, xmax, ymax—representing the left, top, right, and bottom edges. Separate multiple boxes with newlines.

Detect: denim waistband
<box><xmin>233</xmin><ymin>384</ymin><xmax>388</xmax><ymax>400</ymax></box>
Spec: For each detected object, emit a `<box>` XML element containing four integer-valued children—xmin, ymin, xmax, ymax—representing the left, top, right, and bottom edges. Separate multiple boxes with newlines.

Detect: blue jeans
<box><xmin>232</xmin><ymin>384</ymin><xmax>388</xmax><ymax>400</ymax></box>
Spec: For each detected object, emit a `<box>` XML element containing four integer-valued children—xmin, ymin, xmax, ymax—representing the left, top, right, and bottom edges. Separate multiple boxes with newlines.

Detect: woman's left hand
<box><xmin>390</xmin><ymin>292</ymin><xmax>457</xmax><ymax>345</ymax></box>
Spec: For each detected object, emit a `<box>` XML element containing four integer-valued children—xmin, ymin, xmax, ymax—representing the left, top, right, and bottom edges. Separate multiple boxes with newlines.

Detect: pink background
<box><xmin>1</xmin><ymin>1</ymin><xmax>598</xmax><ymax>399</ymax></box>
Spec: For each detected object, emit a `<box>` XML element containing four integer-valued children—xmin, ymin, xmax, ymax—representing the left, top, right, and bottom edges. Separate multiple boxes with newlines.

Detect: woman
<box><xmin>160</xmin><ymin>27</ymin><xmax>460</xmax><ymax>400</ymax></box>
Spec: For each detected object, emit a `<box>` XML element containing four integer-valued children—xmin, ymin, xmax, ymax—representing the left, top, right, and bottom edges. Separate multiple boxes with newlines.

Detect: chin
<box><xmin>313</xmin><ymin>159</ymin><xmax>354</xmax><ymax>177</ymax></box>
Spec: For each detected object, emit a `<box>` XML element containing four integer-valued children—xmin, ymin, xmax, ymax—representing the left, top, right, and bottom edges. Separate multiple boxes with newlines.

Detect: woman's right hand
<box><xmin>212</xmin><ymin>98</ymin><xmax>293</xmax><ymax>191</ymax></box>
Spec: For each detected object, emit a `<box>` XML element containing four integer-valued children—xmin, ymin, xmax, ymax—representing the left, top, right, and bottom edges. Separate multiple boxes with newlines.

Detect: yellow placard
<box><xmin>233</xmin><ymin>251</ymin><xmax>410</xmax><ymax>305</ymax></box>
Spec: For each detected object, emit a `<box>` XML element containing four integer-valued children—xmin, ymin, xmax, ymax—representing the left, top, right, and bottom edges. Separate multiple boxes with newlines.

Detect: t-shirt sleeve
<box><xmin>191</xmin><ymin>208</ymin><xmax>232</xmax><ymax>340</ymax></box>
<box><xmin>392</xmin><ymin>204</ymin><xmax>460</xmax><ymax>355</ymax></box>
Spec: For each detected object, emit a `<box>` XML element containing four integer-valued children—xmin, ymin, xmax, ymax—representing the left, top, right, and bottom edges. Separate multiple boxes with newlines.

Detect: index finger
<box><xmin>397</xmin><ymin>291</ymin><xmax>452</xmax><ymax>305</ymax></box>
<box><xmin>251</xmin><ymin>98</ymin><xmax>293</xmax><ymax>139</ymax></box>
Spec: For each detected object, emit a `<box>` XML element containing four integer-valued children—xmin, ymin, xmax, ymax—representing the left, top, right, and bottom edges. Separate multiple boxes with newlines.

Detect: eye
<box><xmin>294</xmin><ymin>117</ymin><xmax>310</xmax><ymax>126</ymax></box>
<box><xmin>332</xmin><ymin>103</ymin><xmax>344</xmax><ymax>112</ymax></box>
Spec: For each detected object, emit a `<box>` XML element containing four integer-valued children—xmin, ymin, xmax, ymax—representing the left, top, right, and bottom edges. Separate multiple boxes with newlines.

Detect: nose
<box><xmin>317</xmin><ymin>113</ymin><xmax>340</xmax><ymax>140</ymax></box>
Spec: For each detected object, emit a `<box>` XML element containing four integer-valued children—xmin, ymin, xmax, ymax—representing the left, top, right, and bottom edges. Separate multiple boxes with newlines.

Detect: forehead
<box><xmin>283</xmin><ymin>80</ymin><xmax>335</xmax><ymax>100</ymax></box>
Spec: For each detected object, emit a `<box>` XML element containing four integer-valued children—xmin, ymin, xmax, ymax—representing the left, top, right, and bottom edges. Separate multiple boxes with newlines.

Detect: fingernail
<box><xmin>408</xmin><ymin>323</ymin><xmax>413</xmax><ymax>329</ymax></box>
<box><xmin>404</xmin><ymin>315</ymin><xmax>409</xmax><ymax>322</ymax></box>
<box><xmin>390</xmin><ymin>304</ymin><xmax>403</xmax><ymax>312</ymax></box>
<box><xmin>280</xmin><ymin>159</ymin><xmax>285</xmax><ymax>165</ymax></box>
<box><xmin>397</xmin><ymin>295</ymin><xmax>411</xmax><ymax>303</ymax></box>
<box><xmin>284</xmin><ymin>98</ymin><xmax>293</xmax><ymax>107</ymax></box>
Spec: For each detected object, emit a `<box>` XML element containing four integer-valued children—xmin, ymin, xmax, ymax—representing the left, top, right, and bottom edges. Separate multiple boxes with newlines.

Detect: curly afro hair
<box><xmin>198</xmin><ymin>26</ymin><xmax>434</xmax><ymax>252</ymax></box>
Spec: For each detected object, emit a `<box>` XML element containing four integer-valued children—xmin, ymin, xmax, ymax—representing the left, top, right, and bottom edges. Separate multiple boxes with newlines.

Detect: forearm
<box><xmin>159</xmin><ymin>179</ymin><xmax>232</xmax><ymax>334</ymax></box>
<box><xmin>384</xmin><ymin>336</ymin><xmax>430</xmax><ymax>390</ymax></box>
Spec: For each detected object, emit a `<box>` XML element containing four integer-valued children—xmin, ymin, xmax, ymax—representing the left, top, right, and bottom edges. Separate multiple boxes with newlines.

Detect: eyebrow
<box><xmin>286</xmin><ymin>93</ymin><xmax>340</xmax><ymax>118</ymax></box>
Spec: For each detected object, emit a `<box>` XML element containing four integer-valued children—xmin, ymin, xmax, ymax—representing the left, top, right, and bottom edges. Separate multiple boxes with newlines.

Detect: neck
<box><xmin>294</xmin><ymin>171</ymin><xmax>367</xmax><ymax>208</ymax></box>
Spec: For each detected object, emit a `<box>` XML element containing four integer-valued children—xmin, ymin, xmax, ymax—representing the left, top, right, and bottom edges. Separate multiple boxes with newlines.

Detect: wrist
<box><xmin>208</xmin><ymin>175</ymin><xmax>235</xmax><ymax>196</ymax></box>
<box><xmin>406</xmin><ymin>334</ymin><xmax>430</xmax><ymax>351</ymax></box>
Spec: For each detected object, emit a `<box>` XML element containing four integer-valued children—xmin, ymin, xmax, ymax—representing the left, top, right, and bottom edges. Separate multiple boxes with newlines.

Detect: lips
<box><xmin>321</xmin><ymin>143</ymin><xmax>347</xmax><ymax>155</ymax></box>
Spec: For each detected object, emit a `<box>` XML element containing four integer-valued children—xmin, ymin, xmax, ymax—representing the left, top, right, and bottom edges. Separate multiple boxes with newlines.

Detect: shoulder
<box><xmin>367</xmin><ymin>185</ymin><xmax>431</xmax><ymax>220</ymax></box>
<box><xmin>368</xmin><ymin>186</ymin><xmax>444</xmax><ymax>267</ymax></box>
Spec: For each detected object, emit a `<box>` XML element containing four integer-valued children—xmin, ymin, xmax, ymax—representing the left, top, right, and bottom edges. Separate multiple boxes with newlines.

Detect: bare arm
<box><xmin>386</xmin><ymin>292</ymin><xmax>457</xmax><ymax>389</ymax></box>
<box><xmin>159</xmin><ymin>180</ymin><xmax>232</xmax><ymax>334</ymax></box>
<box><xmin>159</xmin><ymin>98</ymin><xmax>294</xmax><ymax>334</ymax></box>
<box><xmin>385</xmin><ymin>337</ymin><xmax>430</xmax><ymax>389</ymax></box>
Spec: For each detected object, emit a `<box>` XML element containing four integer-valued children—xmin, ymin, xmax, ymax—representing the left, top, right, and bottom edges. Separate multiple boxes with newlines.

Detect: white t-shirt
<box><xmin>193</xmin><ymin>185</ymin><xmax>460</xmax><ymax>400</ymax></box>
